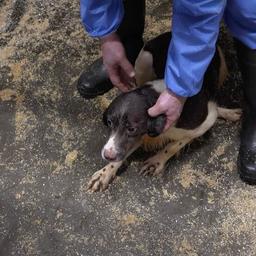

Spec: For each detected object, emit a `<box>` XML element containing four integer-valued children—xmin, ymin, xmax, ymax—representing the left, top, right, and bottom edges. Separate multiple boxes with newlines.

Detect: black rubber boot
<box><xmin>77</xmin><ymin>0</ymin><xmax>145</xmax><ymax>99</ymax></box>
<box><xmin>235</xmin><ymin>40</ymin><xmax>256</xmax><ymax>184</ymax></box>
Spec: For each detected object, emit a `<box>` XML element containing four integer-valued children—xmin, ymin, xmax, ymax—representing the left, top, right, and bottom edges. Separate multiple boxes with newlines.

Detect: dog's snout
<box><xmin>103</xmin><ymin>148</ymin><xmax>117</xmax><ymax>161</ymax></box>
<box><xmin>102</xmin><ymin>135</ymin><xmax>119</xmax><ymax>161</ymax></box>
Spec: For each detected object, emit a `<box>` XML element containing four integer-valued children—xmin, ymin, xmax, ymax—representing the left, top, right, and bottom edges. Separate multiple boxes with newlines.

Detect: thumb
<box><xmin>148</xmin><ymin>103</ymin><xmax>164</xmax><ymax>117</ymax></box>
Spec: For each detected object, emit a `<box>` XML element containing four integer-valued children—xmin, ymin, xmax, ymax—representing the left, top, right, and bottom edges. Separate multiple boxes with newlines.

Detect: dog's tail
<box><xmin>188</xmin><ymin>101</ymin><xmax>218</xmax><ymax>138</ymax></box>
<box><xmin>217</xmin><ymin>46</ymin><xmax>228</xmax><ymax>88</ymax></box>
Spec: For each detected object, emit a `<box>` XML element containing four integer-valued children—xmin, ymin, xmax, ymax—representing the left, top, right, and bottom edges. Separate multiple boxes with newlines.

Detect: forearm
<box><xmin>165</xmin><ymin>0</ymin><xmax>227</xmax><ymax>97</ymax></box>
<box><xmin>80</xmin><ymin>0</ymin><xmax>124</xmax><ymax>37</ymax></box>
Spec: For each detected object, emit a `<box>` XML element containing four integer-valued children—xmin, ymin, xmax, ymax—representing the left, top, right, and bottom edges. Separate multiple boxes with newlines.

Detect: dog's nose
<box><xmin>103</xmin><ymin>149</ymin><xmax>117</xmax><ymax>161</ymax></box>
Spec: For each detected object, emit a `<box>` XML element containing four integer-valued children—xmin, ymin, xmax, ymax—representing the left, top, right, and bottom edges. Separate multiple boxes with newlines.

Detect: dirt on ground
<box><xmin>0</xmin><ymin>0</ymin><xmax>256</xmax><ymax>256</ymax></box>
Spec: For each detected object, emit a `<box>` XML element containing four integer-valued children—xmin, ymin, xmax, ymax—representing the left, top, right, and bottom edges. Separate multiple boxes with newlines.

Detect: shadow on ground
<box><xmin>0</xmin><ymin>1</ymin><xmax>256</xmax><ymax>255</ymax></box>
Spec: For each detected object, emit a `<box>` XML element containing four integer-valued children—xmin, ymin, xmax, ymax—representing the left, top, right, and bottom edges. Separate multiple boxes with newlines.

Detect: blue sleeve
<box><xmin>80</xmin><ymin>0</ymin><xmax>124</xmax><ymax>37</ymax></box>
<box><xmin>165</xmin><ymin>0</ymin><xmax>226</xmax><ymax>97</ymax></box>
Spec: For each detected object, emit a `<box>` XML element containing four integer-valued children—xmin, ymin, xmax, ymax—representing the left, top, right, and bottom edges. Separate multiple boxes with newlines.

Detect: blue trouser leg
<box><xmin>225</xmin><ymin>0</ymin><xmax>256</xmax><ymax>49</ymax></box>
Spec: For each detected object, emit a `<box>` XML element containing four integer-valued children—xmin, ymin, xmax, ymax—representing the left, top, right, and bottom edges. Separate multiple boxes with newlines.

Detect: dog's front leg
<box><xmin>87</xmin><ymin>142</ymin><xmax>142</xmax><ymax>192</ymax></box>
<box><xmin>140</xmin><ymin>138</ymin><xmax>193</xmax><ymax>176</ymax></box>
<box><xmin>87</xmin><ymin>161</ymin><xmax>123</xmax><ymax>192</ymax></box>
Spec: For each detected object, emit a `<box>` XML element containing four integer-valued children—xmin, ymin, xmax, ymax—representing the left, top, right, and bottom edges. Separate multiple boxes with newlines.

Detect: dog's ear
<box><xmin>147</xmin><ymin>114</ymin><xmax>166</xmax><ymax>137</ymax></box>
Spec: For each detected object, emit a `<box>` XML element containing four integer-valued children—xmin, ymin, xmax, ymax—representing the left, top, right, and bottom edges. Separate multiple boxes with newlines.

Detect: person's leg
<box><xmin>225</xmin><ymin>0</ymin><xmax>256</xmax><ymax>183</ymax></box>
<box><xmin>236</xmin><ymin>41</ymin><xmax>256</xmax><ymax>184</ymax></box>
<box><xmin>77</xmin><ymin>0</ymin><xmax>145</xmax><ymax>99</ymax></box>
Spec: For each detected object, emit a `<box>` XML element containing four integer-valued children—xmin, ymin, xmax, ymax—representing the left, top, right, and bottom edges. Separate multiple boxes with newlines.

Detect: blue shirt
<box><xmin>80</xmin><ymin>0</ymin><xmax>256</xmax><ymax>97</ymax></box>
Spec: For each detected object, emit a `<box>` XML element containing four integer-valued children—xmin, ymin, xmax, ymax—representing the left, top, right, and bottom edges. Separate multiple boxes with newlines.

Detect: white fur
<box><xmin>149</xmin><ymin>79</ymin><xmax>166</xmax><ymax>93</ymax></box>
<box><xmin>101</xmin><ymin>134</ymin><xmax>117</xmax><ymax>159</ymax></box>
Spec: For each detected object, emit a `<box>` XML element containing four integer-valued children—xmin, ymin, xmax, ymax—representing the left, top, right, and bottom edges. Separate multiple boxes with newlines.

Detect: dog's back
<box><xmin>135</xmin><ymin>32</ymin><xmax>228</xmax><ymax>130</ymax></box>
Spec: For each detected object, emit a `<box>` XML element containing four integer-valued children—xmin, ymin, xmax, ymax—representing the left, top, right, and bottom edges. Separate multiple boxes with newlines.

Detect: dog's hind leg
<box><xmin>217</xmin><ymin>107</ymin><xmax>242</xmax><ymax>122</ymax></box>
<box><xmin>140</xmin><ymin>137</ymin><xmax>193</xmax><ymax>176</ymax></box>
<box><xmin>134</xmin><ymin>49</ymin><xmax>157</xmax><ymax>86</ymax></box>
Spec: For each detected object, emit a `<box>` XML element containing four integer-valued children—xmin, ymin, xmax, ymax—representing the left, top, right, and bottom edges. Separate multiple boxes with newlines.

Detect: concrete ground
<box><xmin>1</xmin><ymin>0</ymin><xmax>256</xmax><ymax>255</ymax></box>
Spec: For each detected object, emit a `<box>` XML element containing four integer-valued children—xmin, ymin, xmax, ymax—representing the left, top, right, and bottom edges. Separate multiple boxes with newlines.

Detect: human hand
<box><xmin>101</xmin><ymin>33</ymin><xmax>136</xmax><ymax>92</ymax></box>
<box><xmin>148</xmin><ymin>88</ymin><xmax>186</xmax><ymax>131</ymax></box>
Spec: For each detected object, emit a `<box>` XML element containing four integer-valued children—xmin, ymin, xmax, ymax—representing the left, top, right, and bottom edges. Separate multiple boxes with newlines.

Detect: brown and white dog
<box><xmin>87</xmin><ymin>32</ymin><xmax>241</xmax><ymax>192</ymax></box>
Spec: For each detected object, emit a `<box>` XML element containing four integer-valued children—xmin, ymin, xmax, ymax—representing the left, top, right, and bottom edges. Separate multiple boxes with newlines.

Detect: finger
<box><xmin>119</xmin><ymin>59</ymin><xmax>136</xmax><ymax>90</ymax></box>
<box><xmin>108</xmin><ymin>67</ymin><xmax>129</xmax><ymax>92</ymax></box>
<box><xmin>116</xmin><ymin>83</ymin><xmax>130</xmax><ymax>92</ymax></box>
<box><xmin>120</xmin><ymin>58</ymin><xmax>135</xmax><ymax>79</ymax></box>
<box><xmin>163</xmin><ymin>118</ymin><xmax>175</xmax><ymax>131</ymax></box>
<box><xmin>108</xmin><ymin>66</ymin><xmax>121</xmax><ymax>85</ymax></box>
<box><xmin>120</xmin><ymin>69</ymin><xmax>136</xmax><ymax>90</ymax></box>
<box><xmin>148</xmin><ymin>103</ymin><xmax>165</xmax><ymax>117</ymax></box>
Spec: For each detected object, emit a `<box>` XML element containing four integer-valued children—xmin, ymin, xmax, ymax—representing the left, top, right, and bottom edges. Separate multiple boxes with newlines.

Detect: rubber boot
<box><xmin>235</xmin><ymin>40</ymin><xmax>256</xmax><ymax>184</ymax></box>
<box><xmin>77</xmin><ymin>0</ymin><xmax>145</xmax><ymax>99</ymax></box>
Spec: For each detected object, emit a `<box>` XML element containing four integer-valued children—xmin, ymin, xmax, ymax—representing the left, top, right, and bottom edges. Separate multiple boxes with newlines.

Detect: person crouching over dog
<box><xmin>77</xmin><ymin>1</ymin><xmax>256</xmax><ymax>184</ymax></box>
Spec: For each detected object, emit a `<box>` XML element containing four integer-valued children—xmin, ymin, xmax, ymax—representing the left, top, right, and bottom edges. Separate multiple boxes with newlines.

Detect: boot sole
<box><xmin>78</xmin><ymin>88</ymin><xmax>113</xmax><ymax>99</ymax></box>
<box><xmin>77</xmin><ymin>78</ymin><xmax>113</xmax><ymax>99</ymax></box>
<box><xmin>238</xmin><ymin>155</ymin><xmax>256</xmax><ymax>185</ymax></box>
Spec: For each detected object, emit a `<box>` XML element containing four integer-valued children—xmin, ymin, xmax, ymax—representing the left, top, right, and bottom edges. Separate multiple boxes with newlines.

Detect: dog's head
<box><xmin>101</xmin><ymin>85</ymin><xmax>166</xmax><ymax>162</ymax></box>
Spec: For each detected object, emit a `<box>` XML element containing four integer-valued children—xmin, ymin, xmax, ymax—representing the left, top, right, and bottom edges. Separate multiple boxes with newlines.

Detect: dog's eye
<box><xmin>107</xmin><ymin>119</ymin><xmax>112</xmax><ymax>127</ymax></box>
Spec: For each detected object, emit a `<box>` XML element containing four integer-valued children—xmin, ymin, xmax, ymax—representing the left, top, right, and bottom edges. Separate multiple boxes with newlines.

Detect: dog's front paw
<box><xmin>87</xmin><ymin>167</ymin><xmax>116</xmax><ymax>192</ymax></box>
<box><xmin>139</xmin><ymin>156</ymin><xmax>165</xmax><ymax>176</ymax></box>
